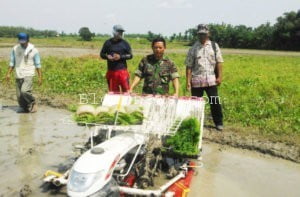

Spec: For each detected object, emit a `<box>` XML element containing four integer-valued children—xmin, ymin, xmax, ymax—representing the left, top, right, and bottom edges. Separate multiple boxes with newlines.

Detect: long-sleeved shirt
<box><xmin>100</xmin><ymin>38</ymin><xmax>132</xmax><ymax>71</ymax></box>
<box><xmin>10</xmin><ymin>47</ymin><xmax>41</xmax><ymax>68</ymax></box>
<box><xmin>10</xmin><ymin>43</ymin><xmax>41</xmax><ymax>78</ymax></box>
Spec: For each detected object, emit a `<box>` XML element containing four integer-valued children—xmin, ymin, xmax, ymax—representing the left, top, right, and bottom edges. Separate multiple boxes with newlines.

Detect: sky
<box><xmin>0</xmin><ymin>0</ymin><xmax>299</xmax><ymax>36</ymax></box>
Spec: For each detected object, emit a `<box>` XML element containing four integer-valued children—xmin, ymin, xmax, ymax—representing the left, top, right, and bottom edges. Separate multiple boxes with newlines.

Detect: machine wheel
<box><xmin>137</xmin><ymin>177</ymin><xmax>151</xmax><ymax>189</ymax></box>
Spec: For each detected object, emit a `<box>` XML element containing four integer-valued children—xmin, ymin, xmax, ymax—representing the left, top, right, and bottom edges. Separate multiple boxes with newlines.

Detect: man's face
<box><xmin>20</xmin><ymin>41</ymin><xmax>28</xmax><ymax>48</ymax></box>
<box><xmin>113</xmin><ymin>31</ymin><xmax>123</xmax><ymax>40</ymax></box>
<box><xmin>198</xmin><ymin>33</ymin><xmax>209</xmax><ymax>43</ymax></box>
<box><xmin>152</xmin><ymin>42</ymin><xmax>165</xmax><ymax>59</ymax></box>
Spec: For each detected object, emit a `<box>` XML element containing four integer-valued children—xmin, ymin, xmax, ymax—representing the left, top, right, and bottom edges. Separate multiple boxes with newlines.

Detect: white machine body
<box><xmin>67</xmin><ymin>133</ymin><xmax>145</xmax><ymax>196</ymax></box>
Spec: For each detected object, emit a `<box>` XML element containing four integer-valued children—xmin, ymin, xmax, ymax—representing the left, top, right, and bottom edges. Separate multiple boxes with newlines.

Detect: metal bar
<box><xmin>116</xmin><ymin>143</ymin><xmax>143</xmax><ymax>177</ymax></box>
<box><xmin>119</xmin><ymin>171</ymin><xmax>185</xmax><ymax>196</ymax></box>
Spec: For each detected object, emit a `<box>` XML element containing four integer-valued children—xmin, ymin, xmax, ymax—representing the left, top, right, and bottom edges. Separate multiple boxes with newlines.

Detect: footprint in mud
<box><xmin>19</xmin><ymin>184</ymin><xmax>32</xmax><ymax>197</ymax></box>
<box><xmin>0</xmin><ymin>134</ymin><xmax>18</xmax><ymax>138</ymax></box>
<box><xmin>27</xmin><ymin>148</ymin><xmax>35</xmax><ymax>155</ymax></box>
<box><xmin>52</xmin><ymin>135</ymin><xmax>69</xmax><ymax>139</ymax></box>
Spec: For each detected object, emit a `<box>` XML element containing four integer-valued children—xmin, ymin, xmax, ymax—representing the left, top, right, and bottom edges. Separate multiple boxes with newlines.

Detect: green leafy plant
<box><xmin>164</xmin><ymin>117</ymin><xmax>200</xmax><ymax>157</ymax></box>
<box><xmin>74</xmin><ymin>110</ymin><xmax>144</xmax><ymax>125</ymax></box>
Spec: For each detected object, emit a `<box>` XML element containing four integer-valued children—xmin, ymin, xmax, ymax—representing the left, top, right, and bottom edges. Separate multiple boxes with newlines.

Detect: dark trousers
<box><xmin>16</xmin><ymin>77</ymin><xmax>35</xmax><ymax>110</ymax></box>
<box><xmin>191</xmin><ymin>86</ymin><xmax>223</xmax><ymax>126</ymax></box>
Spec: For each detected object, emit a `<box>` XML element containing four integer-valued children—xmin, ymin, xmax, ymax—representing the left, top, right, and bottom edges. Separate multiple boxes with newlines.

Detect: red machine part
<box><xmin>165</xmin><ymin>161</ymin><xmax>196</xmax><ymax>197</ymax></box>
<box><xmin>120</xmin><ymin>173</ymin><xmax>136</xmax><ymax>197</ymax></box>
<box><xmin>123</xmin><ymin>173</ymin><xmax>136</xmax><ymax>187</ymax></box>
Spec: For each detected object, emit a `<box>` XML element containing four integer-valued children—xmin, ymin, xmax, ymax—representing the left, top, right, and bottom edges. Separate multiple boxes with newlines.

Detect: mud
<box><xmin>203</xmin><ymin>128</ymin><xmax>300</xmax><ymax>163</ymax></box>
<box><xmin>190</xmin><ymin>142</ymin><xmax>300</xmax><ymax>197</ymax></box>
<box><xmin>0</xmin><ymin>99</ymin><xmax>88</xmax><ymax>196</ymax></box>
<box><xmin>1</xmin><ymin>87</ymin><xmax>300</xmax><ymax>163</ymax></box>
<box><xmin>1</xmin><ymin>99</ymin><xmax>300</xmax><ymax>196</ymax></box>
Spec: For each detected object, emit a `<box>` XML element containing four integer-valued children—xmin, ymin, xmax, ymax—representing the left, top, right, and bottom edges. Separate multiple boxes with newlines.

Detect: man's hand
<box><xmin>107</xmin><ymin>54</ymin><xmax>114</xmax><ymax>61</ymax></box>
<box><xmin>113</xmin><ymin>53</ymin><xmax>121</xmax><ymax>61</ymax></box>
<box><xmin>5</xmin><ymin>73</ymin><xmax>11</xmax><ymax>82</ymax></box>
<box><xmin>186</xmin><ymin>82</ymin><xmax>191</xmax><ymax>91</ymax></box>
<box><xmin>216</xmin><ymin>77</ymin><xmax>222</xmax><ymax>85</ymax></box>
<box><xmin>38</xmin><ymin>77</ymin><xmax>42</xmax><ymax>86</ymax></box>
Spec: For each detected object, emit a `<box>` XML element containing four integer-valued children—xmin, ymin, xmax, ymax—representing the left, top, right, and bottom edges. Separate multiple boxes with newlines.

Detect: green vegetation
<box><xmin>74</xmin><ymin>104</ymin><xmax>144</xmax><ymax>125</ymax></box>
<box><xmin>163</xmin><ymin>117</ymin><xmax>200</xmax><ymax>157</ymax></box>
<box><xmin>0</xmin><ymin>36</ymin><xmax>299</xmax><ymax>144</ymax></box>
<box><xmin>75</xmin><ymin>111</ymin><xmax>144</xmax><ymax>125</ymax></box>
<box><xmin>78</xmin><ymin>27</ymin><xmax>95</xmax><ymax>41</ymax></box>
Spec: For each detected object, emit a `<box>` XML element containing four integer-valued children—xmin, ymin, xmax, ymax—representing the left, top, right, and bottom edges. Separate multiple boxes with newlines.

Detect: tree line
<box><xmin>0</xmin><ymin>26</ymin><xmax>58</xmax><ymax>38</ymax></box>
<box><xmin>169</xmin><ymin>10</ymin><xmax>300</xmax><ymax>51</ymax></box>
<box><xmin>0</xmin><ymin>10</ymin><xmax>299</xmax><ymax>50</ymax></box>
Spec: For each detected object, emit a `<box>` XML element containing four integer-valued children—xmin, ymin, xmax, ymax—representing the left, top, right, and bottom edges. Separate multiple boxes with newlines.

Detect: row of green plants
<box><xmin>0</xmin><ymin>53</ymin><xmax>299</xmax><ymax>138</ymax></box>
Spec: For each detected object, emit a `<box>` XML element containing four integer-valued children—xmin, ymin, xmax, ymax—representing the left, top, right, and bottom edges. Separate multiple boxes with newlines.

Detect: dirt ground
<box><xmin>1</xmin><ymin>99</ymin><xmax>300</xmax><ymax>197</ymax></box>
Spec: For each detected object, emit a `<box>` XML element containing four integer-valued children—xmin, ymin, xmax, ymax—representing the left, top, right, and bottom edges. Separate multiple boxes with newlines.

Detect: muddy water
<box><xmin>0</xmin><ymin>100</ymin><xmax>300</xmax><ymax>197</ymax></box>
<box><xmin>0</xmin><ymin>100</ymin><xmax>88</xmax><ymax>196</ymax></box>
<box><xmin>189</xmin><ymin>142</ymin><xmax>300</xmax><ymax>197</ymax></box>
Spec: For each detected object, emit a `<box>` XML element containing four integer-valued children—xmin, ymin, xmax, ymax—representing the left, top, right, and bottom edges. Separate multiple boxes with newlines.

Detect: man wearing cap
<box><xmin>100</xmin><ymin>25</ymin><xmax>132</xmax><ymax>93</ymax></box>
<box><xmin>186</xmin><ymin>24</ymin><xmax>224</xmax><ymax>131</ymax></box>
<box><xmin>5</xmin><ymin>32</ymin><xmax>42</xmax><ymax>113</ymax></box>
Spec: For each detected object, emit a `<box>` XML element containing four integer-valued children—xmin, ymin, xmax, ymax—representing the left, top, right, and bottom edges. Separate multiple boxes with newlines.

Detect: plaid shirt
<box><xmin>185</xmin><ymin>40</ymin><xmax>224</xmax><ymax>87</ymax></box>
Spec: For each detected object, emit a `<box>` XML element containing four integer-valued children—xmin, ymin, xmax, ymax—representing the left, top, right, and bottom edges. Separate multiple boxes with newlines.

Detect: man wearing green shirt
<box><xmin>130</xmin><ymin>37</ymin><xmax>179</xmax><ymax>96</ymax></box>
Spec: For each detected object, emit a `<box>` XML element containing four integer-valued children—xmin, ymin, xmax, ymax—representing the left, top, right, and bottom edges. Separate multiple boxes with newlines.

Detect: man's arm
<box><xmin>120</xmin><ymin>41</ymin><xmax>133</xmax><ymax>60</ymax></box>
<box><xmin>186</xmin><ymin>67</ymin><xmax>192</xmax><ymax>91</ymax></box>
<box><xmin>185</xmin><ymin>47</ymin><xmax>194</xmax><ymax>91</ymax></box>
<box><xmin>5</xmin><ymin>67</ymin><xmax>14</xmax><ymax>82</ymax></box>
<box><xmin>5</xmin><ymin>50</ymin><xmax>15</xmax><ymax>82</ymax></box>
<box><xmin>34</xmin><ymin>52</ymin><xmax>42</xmax><ymax>86</ymax></box>
<box><xmin>172</xmin><ymin>77</ymin><xmax>179</xmax><ymax>97</ymax></box>
<box><xmin>129</xmin><ymin>76</ymin><xmax>141</xmax><ymax>93</ymax></box>
<box><xmin>215</xmin><ymin>43</ymin><xmax>224</xmax><ymax>85</ymax></box>
<box><xmin>100</xmin><ymin>41</ymin><xmax>111</xmax><ymax>60</ymax></box>
<box><xmin>169</xmin><ymin>61</ymin><xmax>180</xmax><ymax>96</ymax></box>
<box><xmin>130</xmin><ymin>58</ymin><xmax>145</xmax><ymax>93</ymax></box>
<box><xmin>215</xmin><ymin>62</ymin><xmax>222</xmax><ymax>85</ymax></box>
<box><xmin>36</xmin><ymin>68</ymin><xmax>42</xmax><ymax>86</ymax></box>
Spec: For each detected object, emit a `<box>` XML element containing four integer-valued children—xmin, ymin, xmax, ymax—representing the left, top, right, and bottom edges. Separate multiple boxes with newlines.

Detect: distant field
<box><xmin>0</xmin><ymin>37</ymin><xmax>299</xmax><ymax>144</ymax></box>
<box><xmin>1</xmin><ymin>36</ymin><xmax>299</xmax><ymax>59</ymax></box>
<box><xmin>0</xmin><ymin>36</ymin><xmax>190</xmax><ymax>50</ymax></box>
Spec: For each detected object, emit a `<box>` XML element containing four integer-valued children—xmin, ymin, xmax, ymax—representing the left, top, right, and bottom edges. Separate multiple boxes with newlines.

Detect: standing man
<box><xmin>130</xmin><ymin>37</ymin><xmax>179</xmax><ymax>96</ymax></box>
<box><xmin>186</xmin><ymin>24</ymin><xmax>224</xmax><ymax>131</ymax></box>
<box><xmin>130</xmin><ymin>37</ymin><xmax>179</xmax><ymax>178</ymax></box>
<box><xmin>5</xmin><ymin>32</ymin><xmax>42</xmax><ymax>113</ymax></box>
<box><xmin>100</xmin><ymin>25</ymin><xmax>132</xmax><ymax>93</ymax></box>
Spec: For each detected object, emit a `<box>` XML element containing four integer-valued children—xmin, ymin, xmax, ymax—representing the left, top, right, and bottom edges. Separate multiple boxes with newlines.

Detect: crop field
<box><xmin>0</xmin><ymin>37</ymin><xmax>299</xmax><ymax>144</ymax></box>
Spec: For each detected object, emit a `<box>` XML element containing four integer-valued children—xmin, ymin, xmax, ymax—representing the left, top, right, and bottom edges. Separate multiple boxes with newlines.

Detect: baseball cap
<box><xmin>17</xmin><ymin>32</ymin><xmax>29</xmax><ymax>43</ymax></box>
<box><xmin>197</xmin><ymin>24</ymin><xmax>209</xmax><ymax>34</ymax></box>
<box><xmin>113</xmin><ymin>25</ymin><xmax>125</xmax><ymax>32</ymax></box>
